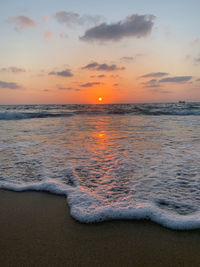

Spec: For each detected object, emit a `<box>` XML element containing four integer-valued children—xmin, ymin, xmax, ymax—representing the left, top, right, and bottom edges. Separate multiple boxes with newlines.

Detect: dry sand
<box><xmin>1</xmin><ymin>189</ymin><xmax>200</xmax><ymax>267</ymax></box>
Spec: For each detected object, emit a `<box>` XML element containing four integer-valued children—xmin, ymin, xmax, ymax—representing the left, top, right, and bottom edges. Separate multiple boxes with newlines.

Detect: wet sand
<box><xmin>1</xmin><ymin>190</ymin><xmax>200</xmax><ymax>267</ymax></box>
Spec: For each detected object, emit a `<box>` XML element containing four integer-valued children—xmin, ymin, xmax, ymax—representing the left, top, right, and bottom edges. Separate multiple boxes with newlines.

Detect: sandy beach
<box><xmin>0</xmin><ymin>190</ymin><xmax>200</xmax><ymax>266</ymax></box>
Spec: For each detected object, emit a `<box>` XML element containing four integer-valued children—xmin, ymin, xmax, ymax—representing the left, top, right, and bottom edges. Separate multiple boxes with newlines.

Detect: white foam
<box><xmin>1</xmin><ymin>181</ymin><xmax>200</xmax><ymax>230</ymax></box>
<box><xmin>0</xmin><ymin>180</ymin><xmax>72</xmax><ymax>195</ymax></box>
<box><xmin>1</xmin><ymin>105</ymin><xmax>200</xmax><ymax>230</ymax></box>
<box><xmin>68</xmin><ymin>191</ymin><xmax>200</xmax><ymax>230</ymax></box>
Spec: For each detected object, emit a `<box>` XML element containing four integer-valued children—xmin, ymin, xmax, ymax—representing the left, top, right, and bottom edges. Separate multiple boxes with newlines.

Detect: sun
<box><xmin>98</xmin><ymin>97</ymin><xmax>102</xmax><ymax>102</ymax></box>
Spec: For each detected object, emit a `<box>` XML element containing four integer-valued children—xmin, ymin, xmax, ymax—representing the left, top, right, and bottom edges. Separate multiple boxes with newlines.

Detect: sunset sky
<box><xmin>0</xmin><ymin>0</ymin><xmax>200</xmax><ymax>104</ymax></box>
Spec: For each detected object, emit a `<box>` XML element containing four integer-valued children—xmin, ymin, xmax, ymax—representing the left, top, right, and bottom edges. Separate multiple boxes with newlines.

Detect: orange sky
<box><xmin>0</xmin><ymin>0</ymin><xmax>200</xmax><ymax>104</ymax></box>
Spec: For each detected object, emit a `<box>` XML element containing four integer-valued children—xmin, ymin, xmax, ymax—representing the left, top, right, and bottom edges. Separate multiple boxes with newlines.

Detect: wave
<box><xmin>0</xmin><ymin>111</ymin><xmax>73</xmax><ymax>120</ymax></box>
<box><xmin>1</xmin><ymin>105</ymin><xmax>200</xmax><ymax>230</ymax></box>
<box><xmin>1</xmin><ymin>181</ymin><xmax>200</xmax><ymax>230</ymax></box>
<box><xmin>0</xmin><ymin>103</ymin><xmax>200</xmax><ymax>120</ymax></box>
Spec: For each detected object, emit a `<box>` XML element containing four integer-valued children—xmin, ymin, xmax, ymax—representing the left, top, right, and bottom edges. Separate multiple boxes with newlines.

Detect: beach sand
<box><xmin>1</xmin><ymin>190</ymin><xmax>200</xmax><ymax>267</ymax></box>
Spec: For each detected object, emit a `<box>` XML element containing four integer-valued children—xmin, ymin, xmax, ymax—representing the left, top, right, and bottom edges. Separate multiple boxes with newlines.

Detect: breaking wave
<box><xmin>0</xmin><ymin>102</ymin><xmax>200</xmax><ymax>120</ymax></box>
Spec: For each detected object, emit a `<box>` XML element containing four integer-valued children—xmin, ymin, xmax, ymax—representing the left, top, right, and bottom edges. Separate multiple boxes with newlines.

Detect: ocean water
<box><xmin>0</xmin><ymin>103</ymin><xmax>200</xmax><ymax>230</ymax></box>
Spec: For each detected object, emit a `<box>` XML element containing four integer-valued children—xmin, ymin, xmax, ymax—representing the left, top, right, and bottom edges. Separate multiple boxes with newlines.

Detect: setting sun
<box><xmin>98</xmin><ymin>97</ymin><xmax>102</xmax><ymax>102</ymax></box>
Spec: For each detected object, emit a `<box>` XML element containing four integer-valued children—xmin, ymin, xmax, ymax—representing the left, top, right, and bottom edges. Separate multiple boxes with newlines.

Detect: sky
<box><xmin>0</xmin><ymin>0</ymin><xmax>200</xmax><ymax>104</ymax></box>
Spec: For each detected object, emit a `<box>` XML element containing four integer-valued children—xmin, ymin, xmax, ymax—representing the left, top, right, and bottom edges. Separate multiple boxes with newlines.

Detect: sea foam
<box><xmin>1</xmin><ymin>180</ymin><xmax>200</xmax><ymax>230</ymax></box>
<box><xmin>0</xmin><ymin>103</ymin><xmax>200</xmax><ymax>230</ymax></box>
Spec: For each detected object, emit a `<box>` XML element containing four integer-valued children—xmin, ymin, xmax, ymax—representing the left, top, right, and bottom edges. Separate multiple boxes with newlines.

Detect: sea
<box><xmin>0</xmin><ymin>103</ymin><xmax>200</xmax><ymax>230</ymax></box>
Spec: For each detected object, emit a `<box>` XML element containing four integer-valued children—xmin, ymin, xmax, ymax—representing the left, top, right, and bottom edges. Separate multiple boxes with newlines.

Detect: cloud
<box><xmin>82</xmin><ymin>62</ymin><xmax>99</xmax><ymax>70</ymax></box>
<box><xmin>49</xmin><ymin>69</ymin><xmax>73</xmax><ymax>77</ymax></box>
<box><xmin>82</xmin><ymin>62</ymin><xmax>125</xmax><ymax>71</ymax></box>
<box><xmin>186</xmin><ymin>55</ymin><xmax>200</xmax><ymax>65</ymax></box>
<box><xmin>140</xmin><ymin>72</ymin><xmax>169</xmax><ymax>78</ymax></box>
<box><xmin>195</xmin><ymin>57</ymin><xmax>200</xmax><ymax>63</ymax></box>
<box><xmin>150</xmin><ymin>88</ymin><xmax>171</xmax><ymax>94</ymax></box>
<box><xmin>55</xmin><ymin>11</ymin><xmax>79</xmax><ymax>25</ymax></box>
<box><xmin>113</xmin><ymin>83</ymin><xmax>119</xmax><ymax>87</ymax></box>
<box><xmin>0</xmin><ymin>66</ymin><xmax>25</xmax><ymax>73</ymax></box>
<box><xmin>80</xmin><ymin>82</ymin><xmax>102</xmax><ymax>88</ymax></box>
<box><xmin>191</xmin><ymin>38</ymin><xmax>200</xmax><ymax>46</ymax></box>
<box><xmin>44</xmin><ymin>30</ymin><xmax>54</xmax><ymax>40</ymax></box>
<box><xmin>42</xmin><ymin>15</ymin><xmax>49</xmax><ymax>23</ymax></box>
<box><xmin>0</xmin><ymin>80</ymin><xmax>20</xmax><ymax>89</ymax></box>
<box><xmin>141</xmin><ymin>75</ymin><xmax>193</xmax><ymax>88</ymax></box>
<box><xmin>164</xmin><ymin>25</ymin><xmax>174</xmax><ymax>38</ymax></box>
<box><xmin>141</xmin><ymin>79</ymin><xmax>161</xmax><ymax>88</ymax></box>
<box><xmin>90</xmin><ymin>74</ymin><xmax>106</xmax><ymax>78</ymax></box>
<box><xmin>196</xmin><ymin>78</ymin><xmax>200</xmax><ymax>82</ymax></box>
<box><xmin>80</xmin><ymin>14</ymin><xmax>155</xmax><ymax>42</ymax></box>
<box><xmin>57</xmin><ymin>86</ymin><xmax>80</xmax><ymax>91</ymax></box>
<box><xmin>120</xmin><ymin>56</ymin><xmax>134</xmax><ymax>62</ymax></box>
<box><xmin>59</xmin><ymin>32</ymin><xmax>68</xmax><ymax>39</ymax></box>
<box><xmin>110</xmin><ymin>74</ymin><xmax>119</xmax><ymax>78</ymax></box>
<box><xmin>159</xmin><ymin>76</ymin><xmax>192</xmax><ymax>83</ymax></box>
<box><xmin>120</xmin><ymin>54</ymin><xmax>144</xmax><ymax>62</ymax></box>
<box><xmin>55</xmin><ymin>11</ymin><xmax>101</xmax><ymax>26</ymax></box>
<box><xmin>9</xmin><ymin>16</ymin><xmax>36</xmax><ymax>31</ymax></box>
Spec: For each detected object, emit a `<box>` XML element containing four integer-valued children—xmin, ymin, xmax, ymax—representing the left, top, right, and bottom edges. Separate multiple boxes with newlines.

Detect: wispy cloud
<box><xmin>150</xmin><ymin>88</ymin><xmax>171</xmax><ymax>94</ymax></box>
<box><xmin>80</xmin><ymin>82</ymin><xmax>102</xmax><ymax>88</ymax></box>
<box><xmin>59</xmin><ymin>32</ymin><xmax>68</xmax><ymax>39</ymax></box>
<box><xmin>9</xmin><ymin>16</ymin><xmax>36</xmax><ymax>31</ymax></box>
<box><xmin>140</xmin><ymin>72</ymin><xmax>169</xmax><ymax>78</ymax></box>
<box><xmin>44</xmin><ymin>30</ymin><xmax>54</xmax><ymax>40</ymax></box>
<box><xmin>55</xmin><ymin>11</ymin><xmax>101</xmax><ymax>26</ymax></box>
<box><xmin>141</xmin><ymin>75</ymin><xmax>193</xmax><ymax>88</ymax></box>
<box><xmin>80</xmin><ymin>14</ymin><xmax>155</xmax><ymax>42</ymax></box>
<box><xmin>82</xmin><ymin>62</ymin><xmax>125</xmax><ymax>71</ymax></box>
<box><xmin>0</xmin><ymin>66</ymin><xmax>25</xmax><ymax>73</ymax></box>
<box><xmin>0</xmin><ymin>80</ymin><xmax>20</xmax><ymax>89</ymax></box>
<box><xmin>141</xmin><ymin>79</ymin><xmax>161</xmax><ymax>88</ymax></box>
<box><xmin>159</xmin><ymin>76</ymin><xmax>192</xmax><ymax>83</ymax></box>
<box><xmin>120</xmin><ymin>56</ymin><xmax>134</xmax><ymax>62</ymax></box>
<box><xmin>120</xmin><ymin>54</ymin><xmax>144</xmax><ymax>63</ymax></box>
<box><xmin>164</xmin><ymin>25</ymin><xmax>174</xmax><ymax>38</ymax></box>
<box><xmin>90</xmin><ymin>74</ymin><xmax>105</xmax><ymax>78</ymax></box>
<box><xmin>42</xmin><ymin>15</ymin><xmax>49</xmax><ymax>23</ymax></box>
<box><xmin>191</xmin><ymin>38</ymin><xmax>200</xmax><ymax>46</ymax></box>
<box><xmin>49</xmin><ymin>69</ymin><xmax>73</xmax><ymax>77</ymax></box>
<box><xmin>57</xmin><ymin>86</ymin><xmax>80</xmax><ymax>91</ymax></box>
<box><xmin>185</xmin><ymin>54</ymin><xmax>200</xmax><ymax>66</ymax></box>
<box><xmin>55</xmin><ymin>11</ymin><xmax>79</xmax><ymax>25</ymax></box>
<box><xmin>195</xmin><ymin>57</ymin><xmax>200</xmax><ymax>63</ymax></box>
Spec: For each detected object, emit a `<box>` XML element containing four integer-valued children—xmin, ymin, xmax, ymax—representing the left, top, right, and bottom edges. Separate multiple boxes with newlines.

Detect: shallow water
<box><xmin>0</xmin><ymin>104</ymin><xmax>200</xmax><ymax>229</ymax></box>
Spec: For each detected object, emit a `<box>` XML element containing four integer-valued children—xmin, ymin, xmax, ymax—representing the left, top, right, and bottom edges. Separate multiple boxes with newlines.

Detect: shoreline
<box><xmin>1</xmin><ymin>189</ymin><xmax>200</xmax><ymax>266</ymax></box>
